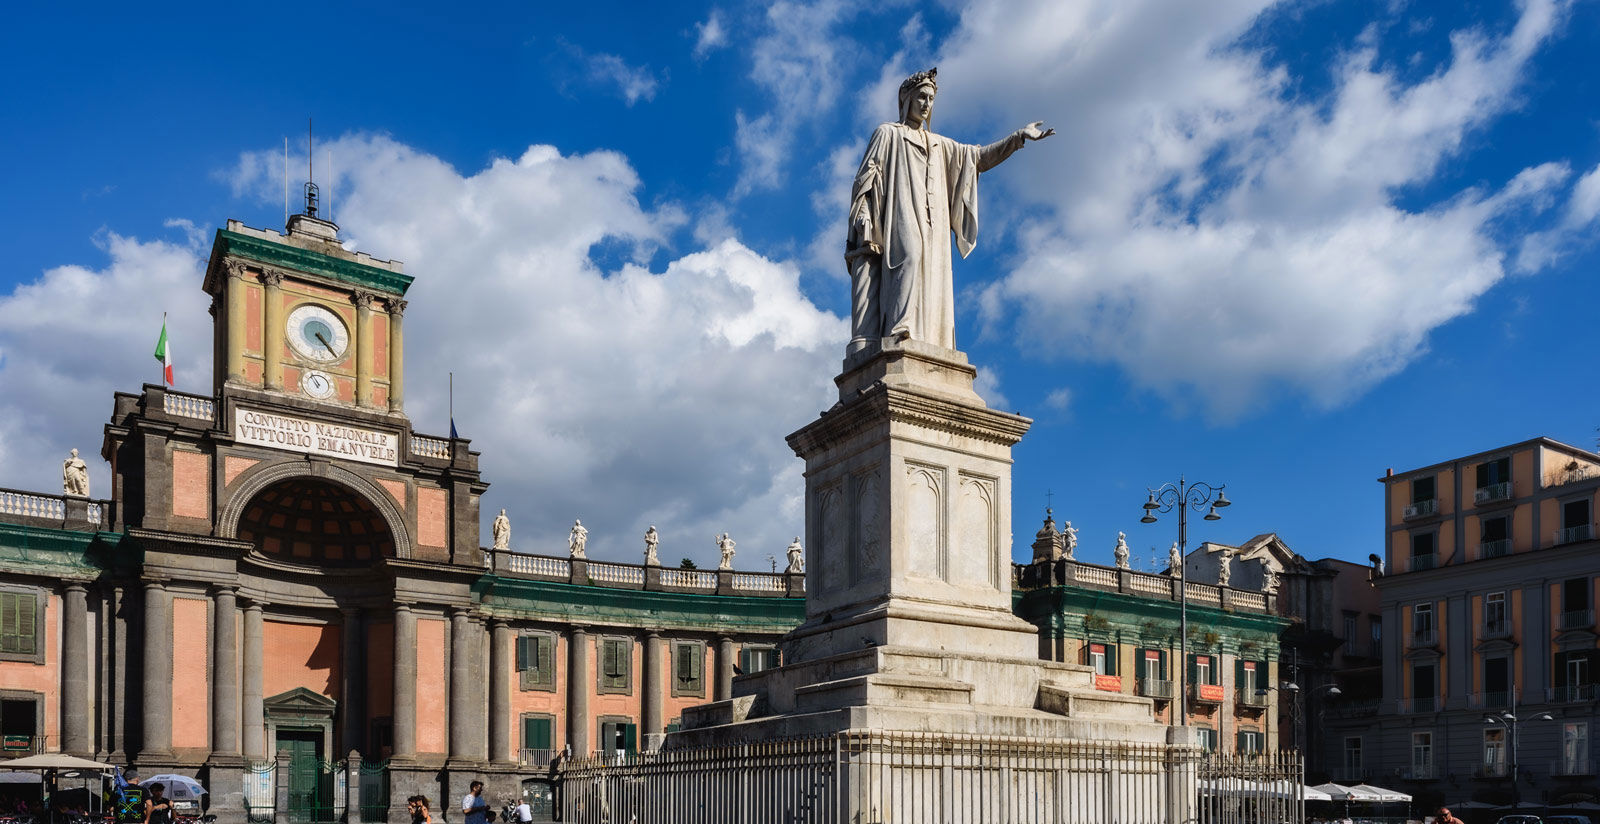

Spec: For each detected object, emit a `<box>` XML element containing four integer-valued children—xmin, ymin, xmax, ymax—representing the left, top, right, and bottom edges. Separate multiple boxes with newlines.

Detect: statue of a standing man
<box><xmin>569</xmin><ymin>520</ymin><xmax>588</xmax><ymax>559</ymax></box>
<box><xmin>62</xmin><ymin>449</ymin><xmax>89</xmax><ymax>497</ymax></box>
<box><xmin>716</xmin><ymin>533</ymin><xmax>736</xmax><ymax>570</ymax></box>
<box><xmin>846</xmin><ymin>67</ymin><xmax>1054</xmax><ymax>354</ymax></box>
<box><xmin>491</xmin><ymin>509</ymin><xmax>511</xmax><ymax>550</ymax></box>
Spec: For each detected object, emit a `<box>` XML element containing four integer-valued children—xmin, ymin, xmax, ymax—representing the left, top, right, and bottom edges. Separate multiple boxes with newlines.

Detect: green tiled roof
<box><xmin>216</xmin><ymin>230</ymin><xmax>413</xmax><ymax>296</ymax></box>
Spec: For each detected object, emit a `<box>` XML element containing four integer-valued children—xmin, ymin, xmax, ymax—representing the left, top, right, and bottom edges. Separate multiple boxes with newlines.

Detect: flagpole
<box><xmin>449</xmin><ymin>372</ymin><xmax>455</xmax><ymax>440</ymax></box>
<box><xmin>161</xmin><ymin>312</ymin><xmax>166</xmax><ymax>385</ymax></box>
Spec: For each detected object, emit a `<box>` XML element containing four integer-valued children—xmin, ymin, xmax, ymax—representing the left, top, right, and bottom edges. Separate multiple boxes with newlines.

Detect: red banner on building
<box><xmin>1094</xmin><ymin>674</ymin><xmax>1122</xmax><ymax>692</ymax></box>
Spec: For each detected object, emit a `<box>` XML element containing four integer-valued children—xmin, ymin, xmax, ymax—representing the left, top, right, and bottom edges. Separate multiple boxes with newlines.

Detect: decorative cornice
<box><xmin>212</xmin><ymin>230</ymin><xmax>413</xmax><ymax>296</ymax></box>
<box><xmin>788</xmin><ymin>384</ymin><xmax>1030</xmax><ymax>457</ymax></box>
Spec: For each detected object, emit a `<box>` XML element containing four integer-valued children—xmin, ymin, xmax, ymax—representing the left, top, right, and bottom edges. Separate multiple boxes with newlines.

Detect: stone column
<box><xmin>387</xmin><ymin>299</ymin><xmax>406</xmax><ymax>413</ymax></box>
<box><xmin>642</xmin><ymin>632</ymin><xmax>664</xmax><ymax>739</ymax></box>
<box><xmin>391</xmin><ymin>604</ymin><xmax>417</xmax><ymax>761</ymax></box>
<box><xmin>111</xmin><ymin>586</ymin><xmax>128</xmax><ymax>758</ymax></box>
<box><xmin>211</xmin><ymin>588</ymin><xmax>241</xmax><ymax>759</ymax></box>
<box><xmin>141</xmin><ymin>581</ymin><xmax>173</xmax><ymax>759</ymax></box>
<box><xmin>340</xmin><ymin>608</ymin><xmax>365</xmax><ymax>755</ymax></box>
<box><xmin>448</xmin><ymin>608</ymin><xmax>473</xmax><ymax>762</ymax></box>
<box><xmin>60</xmin><ymin>584</ymin><xmax>90</xmax><ymax>755</ymax></box>
<box><xmin>242</xmin><ymin>601</ymin><xmax>265</xmax><ymax>761</ymax></box>
<box><xmin>567</xmin><ymin>627</ymin><xmax>589</xmax><ymax>755</ymax></box>
<box><xmin>224</xmin><ymin>262</ymin><xmax>249</xmax><ymax>383</ymax></box>
<box><xmin>354</xmin><ymin>292</ymin><xmax>375</xmax><ymax>407</ymax></box>
<box><xmin>489</xmin><ymin>620</ymin><xmax>512</xmax><ymax>764</ymax></box>
<box><xmin>714</xmin><ymin>637</ymin><xmax>735</xmax><ymax>702</ymax></box>
<box><xmin>261</xmin><ymin>270</ymin><xmax>286</xmax><ymax>390</ymax></box>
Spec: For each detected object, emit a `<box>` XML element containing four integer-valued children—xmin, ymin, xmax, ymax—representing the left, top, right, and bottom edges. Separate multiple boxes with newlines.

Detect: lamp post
<box><xmin>1261</xmin><ymin>681</ymin><xmax>1342</xmax><ymax>753</ymax></box>
<box><xmin>1484</xmin><ymin>709</ymin><xmax>1553</xmax><ymax>808</ymax></box>
<box><xmin>1141</xmin><ymin>477</ymin><xmax>1230</xmax><ymax>728</ymax></box>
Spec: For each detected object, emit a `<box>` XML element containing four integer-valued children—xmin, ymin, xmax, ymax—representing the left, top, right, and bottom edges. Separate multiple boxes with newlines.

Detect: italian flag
<box><xmin>153</xmin><ymin>316</ymin><xmax>173</xmax><ymax>386</ymax></box>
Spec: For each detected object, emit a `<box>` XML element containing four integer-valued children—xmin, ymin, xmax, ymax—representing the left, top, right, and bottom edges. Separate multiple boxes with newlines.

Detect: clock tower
<box><xmin>202</xmin><ymin>211</ymin><xmax>410</xmax><ymax>413</ymax></box>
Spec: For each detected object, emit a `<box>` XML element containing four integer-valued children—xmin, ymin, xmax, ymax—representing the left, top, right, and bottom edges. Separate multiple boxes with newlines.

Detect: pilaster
<box><xmin>387</xmin><ymin>299</ymin><xmax>406</xmax><ymax>413</ymax></box>
<box><xmin>262</xmin><ymin>270</ymin><xmax>285</xmax><ymax>391</ymax></box>
<box><xmin>354</xmin><ymin>292</ymin><xmax>375</xmax><ymax>407</ymax></box>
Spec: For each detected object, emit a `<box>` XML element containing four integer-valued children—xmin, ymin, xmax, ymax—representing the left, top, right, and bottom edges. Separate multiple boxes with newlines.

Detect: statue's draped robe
<box><xmin>848</xmin><ymin>122</ymin><xmax>1025</xmax><ymax>350</ymax></box>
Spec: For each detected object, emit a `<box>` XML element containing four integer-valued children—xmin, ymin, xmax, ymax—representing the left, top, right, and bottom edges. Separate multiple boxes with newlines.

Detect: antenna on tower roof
<box><xmin>283</xmin><ymin>137</ymin><xmax>290</xmax><ymax>228</ymax></box>
<box><xmin>304</xmin><ymin>117</ymin><xmax>320</xmax><ymax>218</ymax></box>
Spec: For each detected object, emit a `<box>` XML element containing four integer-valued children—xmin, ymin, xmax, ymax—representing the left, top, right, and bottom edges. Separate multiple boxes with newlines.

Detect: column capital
<box><xmin>341</xmin><ymin>605</ymin><xmax>363</xmax><ymax>619</ymax></box>
<box><xmin>393</xmin><ymin>601</ymin><xmax>415</xmax><ymax>614</ymax></box>
<box><xmin>645</xmin><ymin>630</ymin><xmax>662</xmax><ymax>640</ymax></box>
<box><xmin>490</xmin><ymin>618</ymin><xmax>511</xmax><ymax>631</ymax></box>
<box><xmin>224</xmin><ymin>260</ymin><xmax>251</xmax><ymax>280</ymax></box>
<box><xmin>352</xmin><ymin>291</ymin><xmax>378</xmax><ymax>311</ymax></box>
<box><xmin>142</xmin><ymin>580</ymin><xmax>167</xmax><ymax>593</ymax></box>
<box><xmin>210</xmin><ymin>585</ymin><xmax>238</xmax><ymax>599</ymax></box>
<box><xmin>388</xmin><ymin>298</ymin><xmax>408</xmax><ymax>317</ymax></box>
<box><xmin>63</xmin><ymin>582</ymin><xmax>88</xmax><ymax>595</ymax></box>
<box><xmin>260</xmin><ymin>268</ymin><xmax>286</xmax><ymax>288</ymax></box>
<box><xmin>242</xmin><ymin>599</ymin><xmax>265</xmax><ymax>614</ymax></box>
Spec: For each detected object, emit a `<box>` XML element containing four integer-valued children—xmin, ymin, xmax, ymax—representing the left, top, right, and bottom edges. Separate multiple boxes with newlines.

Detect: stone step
<box><xmin>794</xmin><ymin>672</ymin><xmax>975</xmax><ymax>712</ymax></box>
<box><xmin>1036</xmin><ymin>682</ymin><xmax>1158</xmax><ymax>723</ymax></box>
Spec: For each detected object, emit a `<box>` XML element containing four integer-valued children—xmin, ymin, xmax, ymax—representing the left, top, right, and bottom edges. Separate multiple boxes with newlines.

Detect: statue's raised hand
<box><xmin>1021</xmin><ymin>121</ymin><xmax>1055</xmax><ymax>141</ymax></box>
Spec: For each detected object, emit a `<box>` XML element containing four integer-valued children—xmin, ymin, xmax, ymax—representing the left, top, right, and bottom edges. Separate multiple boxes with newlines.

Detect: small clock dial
<box><xmin>286</xmin><ymin>304</ymin><xmax>349</xmax><ymax>362</ymax></box>
<box><xmin>301</xmin><ymin>370</ymin><xmax>335</xmax><ymax>400</ymax></box>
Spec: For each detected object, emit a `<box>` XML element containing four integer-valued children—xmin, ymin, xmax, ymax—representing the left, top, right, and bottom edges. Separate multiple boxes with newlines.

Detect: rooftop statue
<box><xmin>569</xmin><ymin>519</ymin><xmax>588</xmax><ymax>559</ymax></box>
<box><xmin>491</xmin><ymin>509</ymin><xmax>510</xmax><ymax>550</ymax></box>
<box><xmin>62</xmin><ymin>449</ymin><xmax>89</xmax><ymax>497</ymax></box>
<box><xmin>846</xmin><ymin>67</ymin><xmax>1054</xmax><ymax>354</ymax></box>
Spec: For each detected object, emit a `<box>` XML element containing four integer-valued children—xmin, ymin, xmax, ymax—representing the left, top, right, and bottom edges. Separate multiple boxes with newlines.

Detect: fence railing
<box><xmin>1560</xmin><ymin>608</ymin><xmax>1594</xmax><ymax>630</ymax></box>
<box><xmin>1547</xmin><ymin>684</ymin><xmax>1598</xmax><ymax>703</ymax></box>
<box><xmin>1551</xmin><ymin>755</ymin><xmax>1594</xmax><ymax>776</ymax></box>
<box><xmin>1479</xmin><ymin>538</ymin><xmax>1512</xmax><ymax>559</ymax></box>
<box><xmin>556</xmin><ymin>731</ymin><xmax>1254</xmax><ymax>824</ymax></box>
<box><xmin>1138</xmin><ymin>678</ymin><xmax>1175</xmax><ymax>700</ymax></box>
<box><xmin>1557</xmin><ymin>524</ymin><xmax>1595</xmax><ymax>544</ymax></box>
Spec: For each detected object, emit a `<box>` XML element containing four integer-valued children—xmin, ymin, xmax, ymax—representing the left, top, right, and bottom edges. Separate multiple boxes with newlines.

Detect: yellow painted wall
<box><xmin>1465</xmin><ymin>514</ymin><xmax>1480</xmax><ymax>560</ymax></box>
<box><xmin>1388</xmin><ymin>481</ymin><xmax>1405</xmax><ymax>527</ymax></box>
<box><xmin>1514</xmin><ymin>450</ymin><xmax>1535</xmax><ymax>499</ymax></box>
<box><xmin>1438</xmin><ymin>468</ymin><xmax>1455</xmax><ymax>516</ymax></box>
<box><xmin>1393</xmin><ymin>531</ymin><xmax>1408</xmax><ymax>574</ymax></box>
<box><xmin>1514</xmin><ymin>503</ymin><xmax>1534</xmax><ymax>553</ymax></box>
<box><xmin>1540</xmin><ymin>498</ymin><xmax>1558</xmax><ymax>550</ymax></box>
<box><xmin>1438</xmin><ymin>521</ymin><xmax>1455</xmax><ymax>564</ymax></box>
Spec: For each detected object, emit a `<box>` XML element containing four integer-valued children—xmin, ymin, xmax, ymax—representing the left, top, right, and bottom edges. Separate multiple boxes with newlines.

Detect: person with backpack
<box><xmin>112</xmin><ymin>768</ymin><xmax>147</xmax><ymax>824</ymax></box>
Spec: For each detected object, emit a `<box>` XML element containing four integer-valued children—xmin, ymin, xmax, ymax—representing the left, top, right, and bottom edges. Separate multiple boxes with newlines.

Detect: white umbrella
<box><xmin>143</xmin><ymin>774</ymin><xmax>207</xmax><ymax>802</ymax></box>
<box><xmin>1312</xmin><ymin>783</ymin><xmax>1359</xmax><ymax>800</ymax></box>
<box><xmin>1350</xmin><ymin>783</ymin><xmax>1412</xmax><ymax>803</ymax></box>
<box><xmin>0</xmin><ymin>754</ymin><xmax>113</xmax><ymax>771</ymax></box>
<box><xmin>0</xmin><ymin>772</ymin><xmax>42</xmax><ymax>784</ymax></box>
<box><xmin>1298</xmin><ymin>784</ymin><xmax>1334</xmax><ymax>802</ymax></box>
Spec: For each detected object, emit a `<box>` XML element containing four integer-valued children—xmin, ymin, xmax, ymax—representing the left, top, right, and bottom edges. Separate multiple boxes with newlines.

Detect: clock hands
<box><xmin>314</xmin><ymin>331</ymin><xmax>338</xmax><ymax>358</ymax></box>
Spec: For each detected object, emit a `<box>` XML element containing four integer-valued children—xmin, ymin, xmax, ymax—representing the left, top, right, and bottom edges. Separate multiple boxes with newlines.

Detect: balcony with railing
<box><xmin>0</xmin><ymin>488</ymin><xmax>110</xmax><ymax>530</ymax></box>
<box><xmin>488</xmin><ymin>549</ymin><xmax>803</xmax><ymax>597</ymax></box>
<box><xmin>1395</xmin><ymin>696</ymin><xmax>1437</xmax><ymax>714</ymax></box>
<box><xmin>1468</xmin><ymin>690</ymin><xmax>1516</xmax><ymax>709</ymax></box>
<box><xmin>1480</xmin><ymin>620</ymin><xmax>1512</xmax><ymax>640</ymax></box>
<box><xmin>1551</xmin><ymin>756</ymin><xmax>1594</xmax><ymax>777</ymax></box>
<box><xmin>1547</xmin><ymin>684</ymin><xmax>1598</xmax><ymax>703</ymax></box>
<box><xmin>1404</xmin><ymin>499</ymin><xmax>1439</xmax><ymax>520</ymax></box>
<box><xmin>1411</xmin><ymin>627</ymin><xmax>1438</xmax><ymax>647</ymax></box>
<box><xmin>1137</xmin><ymin>678</ymin><xmax>1175</xmax><ymax>700</ymax></box>
<box><xmin>1403</xmin><ymin>765</ymin><xmax>1436</xmax><ymax>780</ymax></box>
<box><xmin>1556</xmin><ymin>524</ymin><xmax>1595</xmax><ymax>545</ymax></box>
<box><xmin>1235</xmin><ymin>688</ymin><xmax>1269</xmax><ymax>709</ymax></box>
<box><xmin>1410</xmin><ymin>553</ymin><xmax>1438</xmax><ymax>571</ymax></box>
<box><xmin>1560</xmin><ymin>609</ymin><xmax>1594</xmax><ymax>630</ymax></box>
<box><xmin>1475</xmin><ymin>482</ymin><xmax>1513</xmax><ymax>505</ymax></box>
<box><xmin>1479</xmin><ymin>539</ymin><xmax>1512</xmax><ymax>559</ymax></box>
<box><xmin>519</xmin><ymin>748</ymin><xmax>559</xmax><ymax>767</ymax></box>
<box><xmin>1476</xmin><ymin>759</ymin><xmax>1509</xmax><ymax>779</ymax></box>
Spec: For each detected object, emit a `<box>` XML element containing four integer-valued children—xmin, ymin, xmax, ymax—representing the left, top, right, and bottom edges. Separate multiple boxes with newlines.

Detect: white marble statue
<box><xmin>716</xmin><ymin>532</ymin><xmax>736</xmax><ymax>570</ymax></box>
<box><xmin>569</xmin><ymin>519</ymin><xmax>588</xmax><ymax>559</ymax></box>
<box><xmin>1062</xmin><ymin>521</ymin><xmax>1078</xmax><ymax>560</ymax></box>
<box><xmin>491</xmin><ymin>509</ymin><xmax>511</xmax><ymax>550</ymax></box>
<box><xmin>644</xmin><ymin>526</ymin><xmax>660</xmax><ymax>566</ymax></box>
<box><xmin>785</xmin><ymin>537</ymin><xmax>804</xmax><ymax>574</ymax></box>
<box><xmin>845</xmin><ymin>67</ymin><xmax>1055</xmax><ymax>353</ymax></box>
<box><xmin>1113</xmin><ymin>532</ymin><xmax>1130</xmax><ymax>570</ymax></box>
<box><xmin>1217</xmin><ymin>551</ymin><xmax>1232</xmax><ymax>588</ymax></box>
<box><xmin>62</xmin><ymin>449</ymin><xmax>89</xmax><ymax>497</ymax></box>
<box><xmin>1168</xmin><ymin>542</ymin><xmax>1182</xmax><ymax>577</ymax></box>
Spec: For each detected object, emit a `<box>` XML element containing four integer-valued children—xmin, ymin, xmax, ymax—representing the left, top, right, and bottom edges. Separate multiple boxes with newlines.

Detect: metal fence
<box><xmin>553</xmin><ymin>731</ymin><xmax>1311</xmax><ymax>824</ymax></box>
<box><xmin>1197</xmin><ymin>750</ymin><xmax>1305</xmax><ymax>824</ymax></box>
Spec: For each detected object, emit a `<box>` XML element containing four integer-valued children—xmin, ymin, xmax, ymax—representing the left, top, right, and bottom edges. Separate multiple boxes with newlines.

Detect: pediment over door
<box><xmin>264</xmin><ymin>687</ymin><xmax>337</xmax><ymax>722</ymax></box>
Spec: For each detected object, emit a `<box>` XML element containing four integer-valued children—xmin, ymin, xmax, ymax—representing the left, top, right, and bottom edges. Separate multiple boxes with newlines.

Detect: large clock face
<box><xmin>286</xmin><ymin>304</ymin><xmax>349</xmax><ymax>363</ymax></box>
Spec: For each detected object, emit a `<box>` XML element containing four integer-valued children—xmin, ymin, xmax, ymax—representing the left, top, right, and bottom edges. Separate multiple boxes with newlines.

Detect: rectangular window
<box><xmin>1410</xmin><ymin>532</ymin><xmax>1437</xmax><ymax>569</ymax></box>
<box><xmin>521</xmin><ymin>715</ymin><xmax>554</xmax><ymax>753</ymax></box>
<box><xmin>1414</xmin><ymin>603</ymin><xmax>1435</xmax><ymax>635</ymax></box>
<box><xmin>1564</xmin><ymin>499</ymin><xmax>1592</xmax><ymax>531</ymax></box>
<box><xmin>1484</xmin><ymin>728</ymin><xmax>1507</xmax><ymax>776</ymax></box>
<box><xmin>598</xmin><ymin>637</ymin><xmax>632</xmax><ymax>694</ymax></box>
<box><xmin>1237</xmin><ymin>729</ymin><xmax>1263</xmax><ymax>754</ymax></box>
<box><xmin>1142</xmin><ymin>649</ymin><xmax>1164</xmax><ymax>682</ymax></box>
<box><xmin>672</xmin><ymin>641</ymin><xmax>705</xmax><ymax>697</ymax></box>
<box><xmin>0</xmin><ymin>592</ymin><xmax>38</xmax><ymax>657</ymax></box>
<box><xmin>1478</xmin><ymin>458</ymin><xmax>1511</xmax><ymax>489</ymax></box>
<box><xmin>1370</xmin><ymin>617</ymin><xmax>1382</xmax><ymax>657</ymax></box>
<box><xmin>1343</xmin><ymin>613</ymin><xmax>1358</xmax><ymax>653</ymax></box>
<box><xmin>1413</xmin><ymin>664</ymin><xmax>1437</xmax><ymax>712</ymax></box>
<box><xmin>1564</xmin><ymin>577</ymin><xmax>1591</xmax><ymax>612</ymax></box>
<box><xmin>1412</xmin><ymin>476</ymin><xmax>1436</xmax><ymax>505</ymax></box>
<box><xmin>1239</xmin><ymin>661</ymin><xmax>1259</xmax><ymax>696</ymax></box>
<box><xmin>0</xmin><ymin>697</ymin><xmax>39</xmax><ymax>739</ymax></box>
<box><xmin>1481</xmin><ymin>515</ymin><xmax>1511</xmax><ymax>557</ymax></box>
<box><xmin>1484</xmin><ymin>657</ymin><xmax>1510</xmax><ymax>706</ymax></box>
<box><xmin>1485</xmin><ymin>592</ymin><xmax>1507</xmax><ymax>634</ymax></box>
<box><xmin>1193</xmin><ymin>654</ymin><xmax>1214</xmax><ymax>685</ymax></box>
<box><xmin>1089</xmin><ymin>644</ymin><xmax>1107</xmax><ymax>675</ymax></box>
<box><xmin>739</xmin><ymin>646</ymin><xmax>778</xmax><ymax>675</ymax></box>
<box><xmin>1412</xmin><ymin>732</ymin><xmax>1434</xmax><ymax>777</ymax></box>
<box><xmin>597</xmin><ymin>718</ymin><xmax>637</xmax><ymax>756</ymax></box>
<box><xmin>1564</xmin><ymin>723</ymin><xmax>1590</xmax><ymax>775</ymax></box>
<box><xmin>1344</xmin><ymin>737</ymin><xmax>1363</xmax><ymax>778</ymax></box>
<box><xmin>516</xmin><ymin>633</ymin><xmax>557</xmax><ymax>691</ymax></box>
<box><xmin>1195</xmin><ymin>728</ymin><xmax>1219</xmax><ymax>752</ymax></box>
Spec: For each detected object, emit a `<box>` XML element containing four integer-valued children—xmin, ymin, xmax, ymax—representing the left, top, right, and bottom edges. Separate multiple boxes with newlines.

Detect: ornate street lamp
<box><xmin>1485</xmin><ymin>709</ymin><xmax>1553</xmax><ymax>807</ymax></box>
<box><xmin>1140</xmin><ymin>477</ymin><xmax>1230</xmax><ymax>728</ymax></box>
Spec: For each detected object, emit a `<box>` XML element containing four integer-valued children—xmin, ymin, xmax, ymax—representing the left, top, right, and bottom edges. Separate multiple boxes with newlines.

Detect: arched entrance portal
<box><xmin>237</xmin><ymin>477</ymin><xmax>396</xmax><ymax>565</ymax></box>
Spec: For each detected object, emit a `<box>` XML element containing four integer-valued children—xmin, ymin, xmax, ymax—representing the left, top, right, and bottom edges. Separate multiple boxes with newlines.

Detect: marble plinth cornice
<box><xmin>788</xmin><ymin>383</ymin><xmax>1031</xmax><ymax>457</ymax></box>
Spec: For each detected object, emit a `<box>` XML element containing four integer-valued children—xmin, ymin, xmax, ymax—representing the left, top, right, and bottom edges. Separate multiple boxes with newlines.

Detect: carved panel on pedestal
<box><xmin>818</xmin><ymin>483</ymin><xmax>846</xmax><ymax>591</ymax></box>
<box><xmin>905</xmin><ymin>462</ymin><xmax>945</xmax><ymax>581</ymax></box>
<box><xmin>854</xmin><ymin>469</ymin><xmax>883</xmax><ymax>585</ymax></box>
<box><xmin>958</xmin><ymin>474</ymin><xmax>999</xmax><ymax>589</ymax></box>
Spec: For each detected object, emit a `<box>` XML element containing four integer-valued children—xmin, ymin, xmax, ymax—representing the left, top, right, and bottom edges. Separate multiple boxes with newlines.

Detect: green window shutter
<box><xmin>0</xmin><ymin>593</ymin><xmax>14</xmax><ymax>653</ymax></box>
<box><xmin>1</xmin><ymin>593</ymin><xmax>34</xmax><ymax>655</ymax></box>
<box><xmin>623</xmin><ymin>723</ymin><xmax>637</xmax><ymax>754</ymax></box>
<box><xmin>537</xmin><ymin>636</ymin><xmax>554</xmax><ymax>686</ymax></box>
<box><xmin>516</xmin><ymin>636</ymin><xmax>530</xmax><ymax>671</ymax></box>
<box><xmin>1105</xmin><ymin>644</ymin><xmax>1117</xmax><ymax>676</ymax></box>
<box><xmin>676</xmin><ymin>644</ymin><xmax>692</xmax><ymax>683</ymax></box>
<box><xmin>1187</xmin><ymin>654</ymin><xmax>1196</xmax><ymax>689</ymax></box>
<box><xmin>525</xmin><ymin>717</ymin><xmax>551</xmax><ymax>751</ymax></box>
<box><xmin>739</xmin><ymin>647</ymin><xmax>752</xmax><ymax>674</ymax></box>
<box><xmin>1236</xmin><ymin>659</ymin><xmax>1245</xmax><ymax>690</ymax></box>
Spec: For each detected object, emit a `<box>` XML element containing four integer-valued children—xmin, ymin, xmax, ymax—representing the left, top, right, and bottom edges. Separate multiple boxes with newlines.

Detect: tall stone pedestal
<box><xmin>678</xmin><ymin>338</ymin><xmax>1191</xmax><ymax>746</ymax></box>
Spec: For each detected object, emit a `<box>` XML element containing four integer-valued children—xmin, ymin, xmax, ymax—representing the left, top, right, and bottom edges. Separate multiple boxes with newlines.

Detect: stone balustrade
<box><xmin>1013</xmin><ymin>557</ymin><xmax>1276</xmax><ymax>614</ymax></box>
<box><xmin>409</xmin><ymin>434</ymin><xmax>451</xmax><ymax>460</ymax></box>
<box><xmin>0</xmin><ymin>488</ymin><xmax>109</xmax><ymax>530</ymax></box>
<box><xmin>489</xmin><ymin>549</ymin><xmax>802</xmax><ymax>597</ymax></box>
<box><xmin>162</xmin><ymin>390</ymin><xmax>217</xmax><ymax>421</ymax></box>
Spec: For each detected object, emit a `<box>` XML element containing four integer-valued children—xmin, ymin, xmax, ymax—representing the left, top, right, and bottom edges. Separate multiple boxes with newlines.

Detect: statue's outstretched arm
<box><xmin>977</xmin><ymin>121</ymin><xmax>1055</xmax><ymax>173</ymax></box>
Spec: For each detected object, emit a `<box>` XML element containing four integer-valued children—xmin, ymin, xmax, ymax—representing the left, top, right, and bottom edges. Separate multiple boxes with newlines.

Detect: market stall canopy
<box><xmin>1350</xmin><ymin>784</ymin><xmax>1412</xmax><ymax>802</ymax></box>
<box><xmin>1311</xmin><ymin>783</ymin><xmax>1359</xmax><ymax>800</ymax></box>
<box><xmin>0</xmin><ymin>772</ymin><xmax>42</xmax><ymax>784</ymax></box>
<box><xmin>0</xmin><ymin>754</ymin><xmax>114</xmax><ymax>771</ymax></box>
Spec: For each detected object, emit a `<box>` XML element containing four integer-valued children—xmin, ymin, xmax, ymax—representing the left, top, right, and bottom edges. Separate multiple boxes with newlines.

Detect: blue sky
<box><xmin>2</xmin><ymin>0</ymin><xmax>1598</xmax><ymax>570</ymax></box>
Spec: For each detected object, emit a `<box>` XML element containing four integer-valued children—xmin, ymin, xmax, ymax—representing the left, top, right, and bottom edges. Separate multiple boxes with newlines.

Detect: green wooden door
<box><xmin>278</xmin><ymin>733</ymin><xmax>325</xmax><ymax>823</ymax></box>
